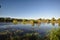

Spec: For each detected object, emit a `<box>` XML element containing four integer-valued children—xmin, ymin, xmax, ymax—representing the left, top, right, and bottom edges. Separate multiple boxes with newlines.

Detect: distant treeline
<box><xmin>0</xmin><ymin>17</ymin><xmax>23</xmax><ymax>22</ymax></box>
<box><xmin>0</xmin><ymin>17</ymin><xmax>60</xmax><ymax>24</ymax></box>
<box><xmin>0</xmin><ymin>17</ymin><xmax>37</xmax><ymax>23</ymax></box>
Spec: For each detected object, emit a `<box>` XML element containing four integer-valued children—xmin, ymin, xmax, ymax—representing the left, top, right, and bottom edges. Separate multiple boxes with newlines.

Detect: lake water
<box><xmin>0</xmin><ymin>22</ymin><xmax>59</xmax><ymax>37</ymax></box>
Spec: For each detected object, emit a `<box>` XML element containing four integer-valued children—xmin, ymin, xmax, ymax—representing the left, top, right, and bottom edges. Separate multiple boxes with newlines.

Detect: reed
<box><xmin>48</xmin><ymin>26</ymin><xmax>60</xmax><ymax>40</ymax></box>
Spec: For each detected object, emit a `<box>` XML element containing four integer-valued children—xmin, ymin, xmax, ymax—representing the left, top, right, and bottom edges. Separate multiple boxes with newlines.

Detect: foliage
<box><xmin>48</xmin><ymin>27</ymin><xmax>60</xmax><ymax>40</ymax></box>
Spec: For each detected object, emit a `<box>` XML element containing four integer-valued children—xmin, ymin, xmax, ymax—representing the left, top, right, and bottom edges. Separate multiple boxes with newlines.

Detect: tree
<box><xmin>51</xmin><ymin>18</ymin><xmax>56</xmax><ymax>26</ymax></box>
<box><xmin>30</xmin><ymin>20</ymin><xmax>34</xmax><ymax>26</ymax></box>
<box><xmin>57</xmin><ymin>18</ymin><xmax>60</xmax><ymax>26</ymax></box>
<box><xmin>13</xmin><ymin>19</ymin><xmax>18</xmax><ymax>24</ymax></box>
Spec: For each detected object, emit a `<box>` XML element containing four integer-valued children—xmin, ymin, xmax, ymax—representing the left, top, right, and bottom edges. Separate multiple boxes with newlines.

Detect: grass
<box><xmin>47</xmin><ymin>26</ymin><xmax>60</xmax><ymax>40</ymax></box>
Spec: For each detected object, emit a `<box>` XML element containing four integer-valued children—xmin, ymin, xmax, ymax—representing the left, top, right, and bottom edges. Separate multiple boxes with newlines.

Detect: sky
<box><xmin>0</xmin><ymin>0</ymin><xmax>60</xmax><ymax>19</ymax></box>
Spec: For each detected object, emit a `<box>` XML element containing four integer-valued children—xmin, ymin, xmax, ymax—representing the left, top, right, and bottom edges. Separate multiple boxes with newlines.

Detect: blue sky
<box><xmin>0</xmin><ymin>0</ymin><xmax>60</xmax><ymax>19</ymax></box>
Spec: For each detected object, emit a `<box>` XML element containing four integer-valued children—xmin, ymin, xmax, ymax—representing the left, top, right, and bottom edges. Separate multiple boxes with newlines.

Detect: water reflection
<box><xmin>0</xmin><ymin>22</ymin><xmax>60</xmax><ymax>40</ymax></box>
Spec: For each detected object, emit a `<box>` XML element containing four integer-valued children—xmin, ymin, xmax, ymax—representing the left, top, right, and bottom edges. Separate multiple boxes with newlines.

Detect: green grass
<box><xmin>48</xmin><ymin>26</ymin><xmax>60</xmax><ymax>40</ymax></box>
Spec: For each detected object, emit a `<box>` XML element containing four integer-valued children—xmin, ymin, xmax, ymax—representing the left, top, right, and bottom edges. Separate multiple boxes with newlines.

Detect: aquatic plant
<box><xmin>48</xmin><ymin>27</ymin><xmax>60</xmax><ymax>40</ymax></box>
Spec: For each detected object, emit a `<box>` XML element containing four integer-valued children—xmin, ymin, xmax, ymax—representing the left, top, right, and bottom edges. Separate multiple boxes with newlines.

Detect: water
<box><xmin>0</xmin><ymin>22</ymin><xmax>59</xmax><ymax>37</ymax></box>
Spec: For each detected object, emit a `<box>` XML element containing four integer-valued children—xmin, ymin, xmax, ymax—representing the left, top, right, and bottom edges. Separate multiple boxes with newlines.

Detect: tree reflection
<box><xmin>51</xmin><ymin>18</ymin><xmax>56</xmax><ymax>26</ymax></box>
<box><xmin>13</xmin><ymin>19</ymin><xmax>18</xmax><ymax>24</ymax></box>
<box><xmin>57</xmin><ymin>18</ymin><xmax>60</xmax><ymax>26</ymax></box>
